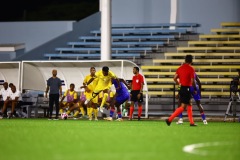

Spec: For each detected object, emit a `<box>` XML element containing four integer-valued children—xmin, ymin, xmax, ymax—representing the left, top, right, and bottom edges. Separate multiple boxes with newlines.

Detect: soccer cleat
<box><xmin>203</xmin><ymin>120</ymin><xmax>208</xmax><ymax>125</ymax></box>
<box><xmin>138</xmin><ymin>116</ymin><xmax>141</xmax><ymax>121</ymax></box>
<box><xmin>84</xmin><ymin>99</ymin><xmax>89</xmax><ymax>105</ymax></box>
<box><xmin>165</xmin><ymin>119</ymin><xmax>171</xmax><ymax>126</ymax></box>
<box><xmin>190</xmin><ymin>123</ymin><xmax>197</xmax><ymax>127</ymax></box>
<box><xmin>48</xmin><ymin>118</ymin><xmax>52</xmax><ymax>120</ymax></box>
<box><xmin>89</xmin><ymin>117</ymin><xmax>92</xmax><ymax>121</ymax></box>
<box><xmin>53</xmin><ymin>118</ymin><xmax>59</xmax><ymax>120</ymax></box>
<box><xmin>116</xmin><ymin>118</ymin><xmax>123</xmax><ymax>121</ymax></box>
<box><xmin>128</xmin><ymin>118</ymin><xmax>132</xmax><ymax>121</ymax></box>
<box><xmin>104</xmin><ymin>117</ymin><xmax>113</xmax><ymax>121</ymax></box>
<box><xmin>176</xmin><ymin>118</ymin><xmax>183</xmax><ymax>124</ymax></box>
<box><xmin>94</xmin><ymin>117</ymin><xmax>98</xmax><ymax>121</ymax></box>
<box><xmin>99</xmin><ymin>106</ymin><xmax>104</xmax><ymax>113</ymax></box>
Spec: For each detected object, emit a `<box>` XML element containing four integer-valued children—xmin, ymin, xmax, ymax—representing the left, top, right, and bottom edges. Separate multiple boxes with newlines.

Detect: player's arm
<box><xmin>195</xmin><ymin>74</ymin><xmax>202</xmax><ymax>90</ymax></box>
<box><xmin>45</xmin><ymin>85</ymin><xmax>49</xmax><ymax>98</ymax></box>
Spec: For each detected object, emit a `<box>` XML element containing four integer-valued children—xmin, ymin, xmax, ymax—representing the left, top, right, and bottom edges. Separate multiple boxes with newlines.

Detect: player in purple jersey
<box><xmin>177</xmin><ymin>73</ymin><xmax>208</xmax><ymax>125</ymax></box>
<box><xmin>104</xmin><ymin>78</ymin><xmax>130</xmax><ymax>121</ymax></box>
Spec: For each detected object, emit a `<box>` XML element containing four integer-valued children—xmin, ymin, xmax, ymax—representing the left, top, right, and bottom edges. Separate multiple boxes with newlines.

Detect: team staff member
<box><xmin>45</xmin><ymin>69</ymin><xmax>62</xmax><ymax>120</ymax></box>
<box><xmin>129</xmin><ymin>67</ymin><xmax>144</xmax><ymax>121</ymax></box>
<box><xmin>166</xmin><ymin>55</ymin><xmax>197</xmax><ymax>126</ymax></box>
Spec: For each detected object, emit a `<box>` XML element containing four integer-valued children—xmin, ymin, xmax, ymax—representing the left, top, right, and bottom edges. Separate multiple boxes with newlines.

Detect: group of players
<box><xmin>56</xmin><ymin>66</ymin><xmax>144</xmax><ymax>121</ymax></box>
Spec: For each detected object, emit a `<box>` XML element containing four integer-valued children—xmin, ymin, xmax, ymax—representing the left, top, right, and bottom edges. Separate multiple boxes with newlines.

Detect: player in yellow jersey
<box><xmin>84</xmin><ymin>66</ymin><xmax>120</xmax><ymax>113</ymax></box>
<box><xmin>59</xmin><ymin>83</ymin><xmax>78</xmax><ymax>116</ymax></box>
<box><xmin>81</xmin><ymin>67</ymin><xmax>99</xmax><ymax>120</ymax></box>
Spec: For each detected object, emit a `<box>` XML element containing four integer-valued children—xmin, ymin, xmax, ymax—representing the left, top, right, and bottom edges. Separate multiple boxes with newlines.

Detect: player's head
<box><xmin>185</xmin><ymin>55</ymin><xmax>193</xmax><ymax>64</ymax></box>
<box><xmin>90</xmin><ymin>67</ymin><xmax>96</xmax><ymax>76</ymax></box>
<box><xmin>70</xmin><ymin>83</ymin><xmax>75</xmax><ymax>91</ymax></box>
<box><xmin>133</xmin><ymin>67</ymin><xmax>139</xmax><ymax>75</ymax></box>
<box><xmin>102</xmin><ymin>66</ymin><xmax>109</xmax><ymax>76</ymax></box>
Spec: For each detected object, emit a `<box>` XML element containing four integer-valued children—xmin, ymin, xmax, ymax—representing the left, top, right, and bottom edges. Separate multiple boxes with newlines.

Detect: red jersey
<box><xmin>132</xmin><ymin>73</ymin><xmax>144</xmax><ymax>90</ymax></box>
<box><xmin>176</xmin><ymin>63</ymin><xmax>195</xmax><ymax>86</ymax></box>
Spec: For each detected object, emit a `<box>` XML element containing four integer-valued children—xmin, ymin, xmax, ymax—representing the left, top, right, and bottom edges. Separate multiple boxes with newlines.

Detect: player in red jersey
<box><xmin>165</xmin><ymin>55</ymin><xmax>197</xmax><ymax>126</ymax></box>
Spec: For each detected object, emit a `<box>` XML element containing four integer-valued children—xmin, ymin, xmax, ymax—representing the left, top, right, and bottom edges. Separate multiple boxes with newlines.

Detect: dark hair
<box><xmin>102</xmin><ymin>66</ymin><xmax>109</xmax><ymax>72</ymax></box>
<box><xmin>70</xmin><ymin>83</ymin><xmax>75</xmax><ymax>87</ymax></box>
<box><xmin>134</xmin><ymin>67</ymin><xmax>139</xmax><ymax>72</ymax></box>
<box><xmin>185</xmin><ymin>55</ymin><xmax>193</xmax><ymax>63</ymax></box>
<box><xmin>90</xmin><ymin>67</ymin><xmax>95</xmax><ymax>70</ymax></box>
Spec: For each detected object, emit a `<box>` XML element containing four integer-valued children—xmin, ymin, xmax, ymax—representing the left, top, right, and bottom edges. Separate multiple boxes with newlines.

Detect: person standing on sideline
<box><xmin>45</xmin><ymin>69</ymin><xmax>62</xmax><ymax>120</ymax></box>
<box><xmin>129</xmin><ymin>67</ymin><xmax>144</xmax><ymax>121</ymax></box>
<box><xmin>166</xmin><ymin>55</ymin><xmax>197</xmax><ymax>126</ymax></box>
<box><xmin>176</xmin><ymin>73</ymin><xmax>208</xmax><ymax>125</ymax></box>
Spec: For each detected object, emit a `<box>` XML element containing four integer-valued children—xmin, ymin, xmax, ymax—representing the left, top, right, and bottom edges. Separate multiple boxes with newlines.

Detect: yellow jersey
<box><xmin>83</xmin><ymin>74</ymin><xmax>98</xmax><ymax>93</ymax></box>
<box><xmin>94</xmin><ymin>70</ymin><xmax>117</xmax><ymax>91</ymax></box>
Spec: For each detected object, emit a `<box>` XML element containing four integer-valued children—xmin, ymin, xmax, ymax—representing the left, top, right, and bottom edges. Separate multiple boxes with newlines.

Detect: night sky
<box><xmin>0</xmin><ymin>0</ymin><xmax>99</xmax><ymax>21</ymax></box>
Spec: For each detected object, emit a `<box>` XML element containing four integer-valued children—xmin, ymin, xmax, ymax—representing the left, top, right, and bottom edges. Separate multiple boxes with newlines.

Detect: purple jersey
<box><xmin>112</xmin><ymin>79</ymin><xmax>130</xmax><ymax>104</ymax></box>
<box><xmin>190</xmin><ymin>73</ymin><xmax>201</xmax><ymax>101</ymax></box>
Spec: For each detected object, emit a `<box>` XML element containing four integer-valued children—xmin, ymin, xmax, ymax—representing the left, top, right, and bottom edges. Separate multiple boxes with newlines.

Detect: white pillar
<box><xmin>170</xmin><ymin>0</ymin><xmax>178</xmax><ymax>30</ymax></box>
<box><xmin>100</xmin><ymin>0</ymin><xmax>111</xmax><ymax>61</ymax></box>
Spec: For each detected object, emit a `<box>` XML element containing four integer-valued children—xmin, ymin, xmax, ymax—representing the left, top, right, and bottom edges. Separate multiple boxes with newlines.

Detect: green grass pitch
<box><xmin>0</xmin><ymin>119</ymin><xmax>239</xmax><ymax>160</ymax></box>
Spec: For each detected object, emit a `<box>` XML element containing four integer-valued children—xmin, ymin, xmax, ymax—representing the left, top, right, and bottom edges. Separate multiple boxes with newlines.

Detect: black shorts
<box><xmin>179</xmin><ymin>86</ymin><xmax>191</xmax><ymax>104</ymax></box>
<box><xmin>130</xmin><ymin>90</ymin><xmax>143</xmax><ymax>103</ymax></box>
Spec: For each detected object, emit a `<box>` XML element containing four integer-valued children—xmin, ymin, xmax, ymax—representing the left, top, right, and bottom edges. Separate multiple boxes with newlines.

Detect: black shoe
<box><xmin>190</xmin><ymin>124</ymin><xmax>197</xmax><ymax>127</ymax></box>
<box><xmin>7</xmin><ymin>114</ymin><xmax>13</xmax><ymax>119</ymax></box>
<box><xmin>165</xmin><ymin>119</ymin><xmax>171</xmax><ymax>126</ymax></box>
<box><xmin>138</xmin><ymin>116</ymin><xmax>141</xmax><ymax>121</ymax></box>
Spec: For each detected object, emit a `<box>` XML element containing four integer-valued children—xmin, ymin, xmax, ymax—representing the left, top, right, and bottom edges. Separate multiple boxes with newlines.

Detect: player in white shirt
<box><xmin>0</xmin><ymin>82</ymin><xmax>12</xmax><ymax>117</ymax></box>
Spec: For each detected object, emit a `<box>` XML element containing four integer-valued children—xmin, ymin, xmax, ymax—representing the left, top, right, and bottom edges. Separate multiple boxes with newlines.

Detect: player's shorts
<box><xmin>130</xmin><ymin>90</ymin><xmax>143</xmax><ymax>103</ymax></box>
<box><xmin>190</xmin><ymin>86</ymin><xmax>201</xmax><ymax>101</ymax></box>
<box><xmin>116</xmin><ymin>92</ymin><xmax>130</xmax><ymax>104</ymax></box>
<box><xmin>179</xmin><ymin>86</ymin><xmax>191</xmax><ymax>104</ymax></box>
<box><xmin>85</xmin><ymin>92</ymin><xmax>98</xmax><ymax>104</ymax></box>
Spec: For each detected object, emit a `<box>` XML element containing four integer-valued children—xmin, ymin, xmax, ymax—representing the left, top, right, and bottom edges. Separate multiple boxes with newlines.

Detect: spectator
<box><xmin>0</xmin><ymin>82</ymin><xmax>12</xmax><ymax>117</ymax></box>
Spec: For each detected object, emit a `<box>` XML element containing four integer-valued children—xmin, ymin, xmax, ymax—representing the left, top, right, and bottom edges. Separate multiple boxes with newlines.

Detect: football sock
<box><xmin>66</xmin><ymin>110</ymin><xmax>71</xmax><ymax>115</ymax></box>
<box><xmin>87</xmin><ymin>108</ymin><xmax>90</xmax><ymax>116</ymax></box>
<box><xmin>73</xmin><ymin>110</ymin><xmax>79</xmax><ymax>117</ymax></box>
<box><xmin>100</xmin><ymin>93</ymin><xmax>108</xmax><ymax>108</ymax></box>
<box><xmin>129</xmin><ymin>106</ymin><xmax>134</xmax><ymax>119</ymax></box>
<box><xmin>138</xmin><ymin>105</ymin><xmax>142</xmax><ymax>118</ymax></box>
<box><xmin>200</xmin><ymin>112</ymin><xmax>206</xmax><ymax>120</ymax></box>
<box><xmin>168</xmin><ymin>107</ymin><xmax>184</xmax><ymax>122</ymax></box>
<box><xmin>59</xmin><ymin>109</ymin><xmax>63</xmax><ymax>114</ymax></box>
<box><xmin>187</xmin><ymin>105</ymin><xmax>194</xmax><ymax>124</ymax></box>
<box><xmin>117</xmin><ymin>112</ymin><xmax>122</xmax><ymax>118</ymax></box>
<box><xmin>110</xmin><ymin>108</ymin><xmax>115</xmax><ymax>117</ymax></box>
<box><xmin>178</xmin><ymin>112</ymin><xmax>183</xmax><ymax>119</ymax></box>
<box><xmin>94</xmin><ymin>108</ymin><xmax>98</xmax><ymax>118</ymax></box>
<box><xmin>89</xmin><ymin>108</ymin><xmax>93</xmax><ymax>119</ymax></box>
<box><xmin>80</xmin><ymin>107</ymin><xmax>85</xmax><ymax>116</ymax></box>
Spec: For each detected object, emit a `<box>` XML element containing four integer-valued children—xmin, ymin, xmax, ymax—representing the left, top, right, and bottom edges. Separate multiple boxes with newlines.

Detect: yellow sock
<box><xmin>100</xmin><ymin>93</ymin><xmax>108</xmax><ymax>108</ymax></box>
<box><xmin>94</xmin><ymin>108</ymin><xmax>98</xmax><ymax>118</ymax></box>
<box><xmin>66</xmin><ymin>110</ymin><xmax>71</xmax><ymax>115</ymax></box>
<box><xmin>89</xmin><ymin>108</ymin><xmax>93</xmax><ymax>118</ymax></box>
<box><xmin>87</xmin><ymin>108</ymin><xmax>90</xmax><ymax>116</ymax></box>
<box><xmin>60</xmin><ymin>109</ymin><xmax>63</xmax><ymax>114</ymax></box>
<box><xmin>73</xmin><ymin>111</ymin><xmax>79</xmax><ymax>117</ymax></box>
<box><xmin>80</xmin><ymin>107</ymin><xmax>85</xmax><ymax>116</ymax></box>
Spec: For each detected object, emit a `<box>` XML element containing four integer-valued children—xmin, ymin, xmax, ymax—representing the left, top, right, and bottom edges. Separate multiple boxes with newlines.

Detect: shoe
<box><xmin>190</xmin><ymin>123</ymin><xmax>197</xmax><ymax>126</ymax></box>
<box><xmin>0</xmin><ymin>116</ymin><xmax>3</xmax><ymax>119</ymax></box>
<box><xmin>48</xmin><ymin>118</ymin><xmax>52</xmax><ymax>120</ymax></box>
<box><xmin>73</xmin><ymin>117</ymin><xmax>78</xmax><ymax>120</ymax></box>
<box><xmin>138</xmin><ymin>116</ymin><xmax>141</xmax><ymax>121</ymax></box>
<box><xmin>165</xmin><ymin>119</ymin><xmax>171</xmax><ymax>126</ymax></box>
<box><xmin>104</xmin><ymin>117</ymin><xmax>113</xmax><ymax>121</ymax></box>
<box><xmin>95</xmin><ymin>118</ymin><xmax>98</xmax><ymax>121</ymax></box>
<box><xmin>203</xmin><ymin>120</ymin><xmax>208</xmax><ymax>125</ymax></box>
<box><xmin>7</xmin><ymin>114</ymin><xmax>13</xmax><ymax>119</ymax></box>
<box><xmin>53</xmin><ymin>118</ymin><xmax>59</xmax><ymax>120</ymax></box>
<box><xmin>176</xmin><ymin>118</ymin><xmax>183</xmax><ymax>124</ymax></box>
<box><xmin>128</xmin><ymin>118</ymin><xmax>132</xmax><ymax>121</ymax></box>
<box><xmin>99</xmin><ymin>106</ymin><xmax>104</xmax><ymax>113</ymax></box>
<box><xmin>84</xmin><ymin>99</ymin><xmax>89</xmax><ymax>105</ymax></box>
<box><xmin>89</xmin><ymin>118</ymin><xmax>92</xmax><ymax>121</ymax></box>
<box><xmin>116</xmin><ymin>118</ymin><xmax>123</xmax><ymax>121</ymax></box>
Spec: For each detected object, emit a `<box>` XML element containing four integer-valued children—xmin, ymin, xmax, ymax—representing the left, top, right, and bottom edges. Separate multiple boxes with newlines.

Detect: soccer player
<box><xmin>165</xmin><ymin>55</ymin><xmax>197</xmax><ymax>126</ymax></box>
<box><xmin>59</xmin><ymin>83</ymin><xmax>78</xmax><ymax>117</ymax></box>
<box><xmin>176</xmin><ymin>73</ymin><xmax>208</xmax><ymax>125</ymax></box>
<box><xmin>84</xmin><ymin>66</ymin><xmax>120</xmax><ymax>113</ymax></box>
<box><xmin>81</xmin><ymin>67</ymin><xmax>99</xmax><ymax>121</ymax></box>
<box><xmin>129</xmin><ymin>67</ymin><xmax>144</xmax><ymax>121</ymax></box>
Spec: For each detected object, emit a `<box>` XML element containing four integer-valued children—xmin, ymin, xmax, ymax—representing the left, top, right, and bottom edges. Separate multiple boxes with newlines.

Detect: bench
<box><xmin>145</xmin><ymin>77</ymin><xmax>232</xmax><ymax>84</ymax></box>
<box><xmin>90</xmin><ymin>29</ymin><xmax>188</xmax><ymax>37</ymax></box>
<box><xmin>221</xmin><ymin>22</ymin><xmax>240</xmax><ymax>28</ymax></box>
<box><xmin>67</xmin><ymin>41</ymin><xmax>166</xmax><ymax>49</ymax></box>
<box><xmin>199</xmin><ymin>34</ymin><xmax>240</xmax><ymax>41</ymax></box>
<box><xmin>143</xmin><ymin>71</ymin><xmax>236</xmax><ymax>78</ymax></box>
<box><xmin>164</xmin><ymin>52</ymin><xmax>240</xmax><ymax>59</ymax></box>
<box><xmin>188</xmin><ymin>41</ymin><xmax>240</xmax><ymax>47</ymax></box>
<box><xmin>211</xmin><ymin>28</ymin><xmax>240</xmax><ymax>34</ymax></box>
<box><xmin>177</xmin><ymin>47</ymin><xmax>240</xmax><ymax>53</ymax></box>
<box><xmin>79</xmin><ymin>35</ymin><xmax>175</xmax><ymax>43</ymax></box>
<box><xmin>152</xmin><ymin>59</ymin><xmax>240</xmax><ymax>65</ymax></box>
<box><xmin>55</xmin><ymin>47</ymin><xmax>152</xmax><ymax>55</ymax></box>
<box><xmin>44</xmin><ymin>53</ymin><xmax>141</xmax><ymax>61</ymax></box>
<box><xmin>141</xmin><ymin>65</ymin><xmax>240</xmax><ymax>72</ymax></box>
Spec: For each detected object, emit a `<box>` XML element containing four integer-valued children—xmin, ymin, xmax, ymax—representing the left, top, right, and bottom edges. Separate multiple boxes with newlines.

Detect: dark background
<box><xmin>0</xmin><ymin>0</ymin><xmax>99</xmax><ymax>22</ymax></box>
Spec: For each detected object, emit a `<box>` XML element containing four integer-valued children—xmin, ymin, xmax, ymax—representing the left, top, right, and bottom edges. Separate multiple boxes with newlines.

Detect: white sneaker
<box><xmin>116</xmin><ymin>118</ymin><xmax>123</xmax><ymax>122</ymax></box>
<box><xmin>84</xmin><ymin>99</ymin><xmax>89</xmax><ymax>105</ymax></box>
<box><xmin>176</xmin><ymin>118</ymin><xmax>183</xmax><ymax>124</ymax></box>
<box><xmin>104</xmin><ymin>117</ymin><xmax>113</xmax><ymax>121</ymax></box>
<box><xmin>203</xmin><ymin>120</ymin><xmax>208</xmax><ymax>125</ymax></box>
<box><xmin>89</xmin><ymin>118</ymin><xmax>92</xmax><ymax>121</ymax></box>
<box><xmin>95</xmin><ymin>118</ymin><xmax>98</xmax><ymax>121</ymax></box>
<box><xmin>99</xmin><ymin>106</ymin><xmax>104</xmax><ymax>113</ymax></box>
